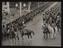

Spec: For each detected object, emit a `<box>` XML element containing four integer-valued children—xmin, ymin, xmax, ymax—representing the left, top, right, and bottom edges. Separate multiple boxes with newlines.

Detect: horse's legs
<box><xmin>14</xmin><ymin>37</ymin><xmax>16</xmax><ymax>45</ymax></box>
<box><xmin>45</xmin><ymin>33</ymin><xmax>48</xmax><ymax>40</ymax></box>
<box><xmin>18</xmin><ymin>36</ymin><xmax>19</xmax><ymax>40</ymax></box>
<box><xmin>16</xmin><ymin>34</ymin><xmax>19</xmax><ymax>40</ymax></box>
<box><xmin>7</xmin><ymin>34</ymin><xmax>9</xmax><ymax>40</ymax></box>
<box><xmin>30</xmin><ymin>35</ymin><xmax>32</xmax><ymax>38</ymax></box>
<box><xmin>31</xmin><ymin>31</ymin><xmax>34</xmax><ymax>36</ymax></box>
<box><xmin>51</xmin><ymin>32</ymin><xmax>54</xmax><ymax>39</ymax></box>
<box><xmin>48</xmin><ymin>33</ymin><xmax>50</xmax><ymax>39</ymax></box>
<box><xmin>57</xmin><ymin>25</ymin><xmax>60</xmax><ymax>32</ymax></box>
<box><xmin>4</xmin><ymin>35</ymin><xmax>6</xmax><ymax>40</ymax></box>
<box><xmin>53</xmin><ymin>29</ymin><xmax>57</xmax><ymax>39</ymax></box>
<box><xmin>21</xmin><ymin>35</ymin><xmax>24</xmax><ymax>40</ymax></box>
<box><xmin>53</xmin><ymin>33</ymin><xmax>56</xmax><ymax>39</ymax></box>
<box><xmin>58</xmin><ymin>27</ymin><xmax>60</xmax><ymax>32</ymax></box>
<box><xmin>28</xmin><ymin>35</ymin><xmax>29</xmax><ymax>39</ymax></box>
<box><xmin>47</xmin><ymin>32</ymin><xmax>50</xmax><ymax>39</ymax></box>
<box><xmin>30</xmin><ymin>33</ymin><xmax>32</xmax><ymax>38</ymax></box>
<box><xmin>49</xmin><ymin>33</ymin><xmax>50</xmax><ymax>39</ymax></box>
<box><xmin>53</xmin><ymin>27</ymin><xmax>57</xmax><ymax>39</ymax></box>
<box><xmin>46</xmin><ymin>33</ymin><xmax>48</xmax><ymax>40</ymax></box>
<box><xmin>43</xmin><ymin>33</ymin><xmax>45</xmax><ymax>39</ymax></box>
<box><xmin>44</xmin><ymin>33</ymin><xmax>46</xmax><ymax>39</ymax></box>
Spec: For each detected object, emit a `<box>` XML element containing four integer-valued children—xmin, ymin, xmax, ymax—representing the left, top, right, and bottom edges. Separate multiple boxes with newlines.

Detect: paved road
<box><xmin>2</xmin><ymin>2</ymin><xmax>61</xmax><ymax>46</ymax></box>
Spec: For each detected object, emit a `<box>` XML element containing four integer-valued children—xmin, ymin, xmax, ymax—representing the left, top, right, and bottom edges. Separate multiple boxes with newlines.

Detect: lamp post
<box><xmin>7</xmin><ymin>2</ymin><xmax>10</xmax><ymax>14</ymax></box>
<box><xmin>38</xmin><ymin>2</ymin><xmax>39</xmax><ymax>8</ymax></box>
<box><xmin>20</xmin><ymin>2</ymin><xmax>22</xmax><ymax>16</ymax></box>
<box><xmin>28</xmin><ymin>2</ymin><xmax>31</xmax><ymax>12</ymax></box>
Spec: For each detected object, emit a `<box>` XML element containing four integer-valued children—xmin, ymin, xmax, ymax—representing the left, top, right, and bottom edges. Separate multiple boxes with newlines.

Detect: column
<box><xmin>20</xmin><ymin>2</ymin><xmax>22</xmax><ymax>16</ymax></box>
<box><xmin>7</xmin><ymin>2</ymin><xmax>10</xmax><ymax>14</ymax></box>
<box><xmin>28</xmin><ymin>2</ymin><xmax>31</xmax><ymax>12</ymax></box>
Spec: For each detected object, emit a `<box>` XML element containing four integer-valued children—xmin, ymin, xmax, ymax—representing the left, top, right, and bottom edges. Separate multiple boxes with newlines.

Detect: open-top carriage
<box><xmin>20</xmin><ymin>29</ymin><xmax>35</xmax><ymax>40</ymax></box>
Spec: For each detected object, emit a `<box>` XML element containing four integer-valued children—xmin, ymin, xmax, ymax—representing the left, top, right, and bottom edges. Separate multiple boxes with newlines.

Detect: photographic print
<box><xmin>2</xmin><ymin>2</ymin><xmax>61</xmax><ymax>46</ymax></box>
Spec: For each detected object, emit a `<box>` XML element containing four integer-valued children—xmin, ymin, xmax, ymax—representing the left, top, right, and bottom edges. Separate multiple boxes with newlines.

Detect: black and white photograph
<box><xmin>2</xmin><ymin>2</ymin><xmax>61</xmax><ymax>46</ymax></box>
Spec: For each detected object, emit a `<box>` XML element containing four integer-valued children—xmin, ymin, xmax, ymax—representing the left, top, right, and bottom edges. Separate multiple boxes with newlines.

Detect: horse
<box><xmin>20</xmin><ymin>29</ymin><xmax>35</xmax><ymax>40</ymax></box>
<box><xmin>56</xmin><ymin>20</ymin><xmax>60</xmax><ymax>32</ymax></box>
<box><xmin>2</xmin><ymin>29</ymin><xmax>13</xmax><ymax>40</ymax></box>
<box><xmin>10</xmin><ymin>25</ymin><xmax>19</xmax><ymax>40</ymax></box>
<box><xmin>3</xmin><ymin>25</ymin><xmax>19</xmax><ymax>41</ymax></box>
<box><xmin>47</xmin><ymin>24</ymin><xmax>57</xmax><ymax>39</ymax></box>
<box><xmin>2</xmin><ymin>25</ymin><xmax>12</xmax><ymax>40</ymax></box>
<box><xmin>42</xmin><ymin>23</ymin><xmax>50</xmax><ymax>40</ymax></box>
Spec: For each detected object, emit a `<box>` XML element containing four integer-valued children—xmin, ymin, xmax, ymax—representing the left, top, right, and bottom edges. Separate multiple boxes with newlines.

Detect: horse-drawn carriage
<box><xmin>2</xmin><ymin>21</ymin><xmax>35</xmax><ymax>40</ymax></box>
<box><xmin>19</xmin><ymin>29</ymin><xmax>35</xmax><ymax>40</ymax></box>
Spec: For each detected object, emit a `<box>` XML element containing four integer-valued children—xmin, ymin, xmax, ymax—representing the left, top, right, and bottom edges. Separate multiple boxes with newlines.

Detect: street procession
<box><xmin>2</xmin><ymin>2</ymin><xmax>61</xmax><ymax>46</ymax></box>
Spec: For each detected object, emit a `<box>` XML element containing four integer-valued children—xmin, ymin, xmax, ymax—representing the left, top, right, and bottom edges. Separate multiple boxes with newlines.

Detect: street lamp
<box><xmin>15</xmin><ymin>3</ymin><xmax>18</xmax><ymax>7</ymax></box>
<box><xmin>23</xmin><ymin>3</ymin><xmax>26</xmax><ymax>7</ymax></box>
